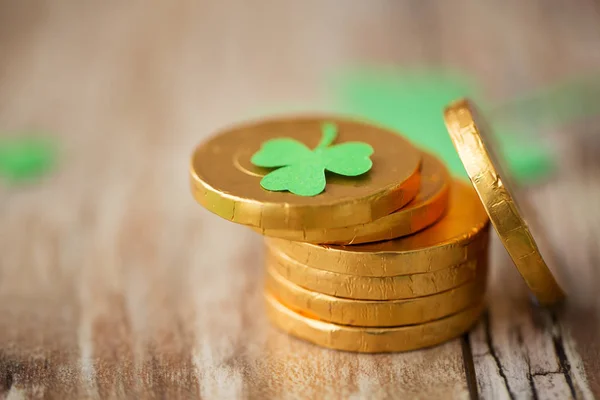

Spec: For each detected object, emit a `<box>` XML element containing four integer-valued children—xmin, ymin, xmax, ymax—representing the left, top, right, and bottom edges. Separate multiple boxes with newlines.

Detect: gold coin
<box><xmin>190</xmin><ymin>116</ymin><xmax>421</xmax><ymax>230</ymax></box>
<box><xmin>265</xmin><ymin>265</ymin><xmax>486</xmax><ymax>327</ymax></box>
<box><xmin>444</xmin><ymin>99</ymin><xmax>565</xmax><ymax>305</ymax></box>
<box><xmin>266</xmin><ymin>243</ymin><xmax>489</xmax><ymax>300</ymax></box>
<box><xmin>267</xmin><ymin>180</ymin><xmax>490</xmax><ymax>276</ymax></box>
<box><xmin>255</xmin><ymin>152</ymin><xmax>450</xmax><ymax>244</ymax></box>
<box><xmin>265</xmin><ymin>293</ymin><xmax>485</xmax><ymax>353</ymax></box>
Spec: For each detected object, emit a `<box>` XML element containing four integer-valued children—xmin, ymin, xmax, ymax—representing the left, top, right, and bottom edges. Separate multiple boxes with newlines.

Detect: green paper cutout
<box><xmin>251</xmin><ymin>123</ymin><xmax>373</xmax><ymax>196</ymax></box>
<box><xmin>331</xmin><ymin>67</ymin><xmax>557</xmax><ymax>184</ymax></box>
<box><xmin>0</xmin><ymin>136</ymin><xmax>57</xmax><ymax>183</ymax></box>
<box><xmin>332</xmin><ymin>68</ymin><xmax>477</xmax><ymax>180</ymax></box>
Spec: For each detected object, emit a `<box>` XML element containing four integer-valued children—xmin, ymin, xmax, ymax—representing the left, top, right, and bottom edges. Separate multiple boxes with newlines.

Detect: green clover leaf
<box><xmin>250</xmin><ymin>122</ymin><xmax>373</xmax><ymax>196</ymax></box>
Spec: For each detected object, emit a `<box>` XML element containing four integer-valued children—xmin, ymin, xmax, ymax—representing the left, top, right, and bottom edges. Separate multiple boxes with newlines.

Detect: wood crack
<box><xmin>483</xmin><ymin>312</ymin><xmax>516</xmax><ymax>400</ymax></box>
<box><xmin>461</xmin><ymin>334</ymin><xmax>479</xmax><ymax>400</ymax></box>
<box><xmin>0</xmin><ymin>369</ymin><xmax>14</xmax><ymax>394</ymax></box>
<box><xmin>531</xmin><ymin>370</ymin><xmax>561</xmax><ymax>377</ymax></box>
<box><xmin>0</xmin><ymin>355</ymin><xmax>16</xmax><ymax>394</ymax></box>
<box><xmin>524</xmin><ymin>307</ymin><xmax>579</xmax><ymax>400</ymax></box>
<box><xmin>550</xmin><ymin>311</ymin><xmax>578</xmax><ymax>399</ymax></box>
<box><xmin>526</xmin><ymin>354</ymin><xmax>539</xmax><ymax>400</ymax></box>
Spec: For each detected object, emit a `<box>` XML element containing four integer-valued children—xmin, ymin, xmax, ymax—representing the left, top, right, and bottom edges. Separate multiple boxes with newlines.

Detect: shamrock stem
<box><xmin>316</xmin><ymin>123</ymin><xmax>337</xmax><ymax>149</ymax></box>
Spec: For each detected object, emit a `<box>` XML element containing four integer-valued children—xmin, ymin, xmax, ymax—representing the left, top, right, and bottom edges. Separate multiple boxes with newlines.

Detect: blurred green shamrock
<box><xmin>0</xmin><ymin>136</ymin><xmax>57</xmax><ymax>183</ymax></box>
<box><xmin>331</xmin><ymin>67</ymin><xmax>559</xmax><ymax>183</ymax></box>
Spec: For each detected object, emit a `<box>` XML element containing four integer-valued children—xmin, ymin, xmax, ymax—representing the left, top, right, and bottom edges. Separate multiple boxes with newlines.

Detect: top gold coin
<box><xmin>190</xmin><ymin>116</ymin><xmax>422</xmax><ymax>230</ymax></box>
<box><xmin>444</xmin><ymin>99</ymin><xmax>565</xmax><ymax>306</ymax></box>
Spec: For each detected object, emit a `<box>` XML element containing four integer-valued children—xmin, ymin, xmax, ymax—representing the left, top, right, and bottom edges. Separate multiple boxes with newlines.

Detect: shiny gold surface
<box><xmin>265</xmin><ymin>293</ymin><xmax>485</xmax><ymax>353</ymax></box>
<box><xmin>190</xmin><ymin>116</ymin><xmax>422</xmax><ymax>230</ymax></box>
<box><xmin>444</xmin><ymin>99</ymin><xmax>565</xmax><ymax>305</ymax></box>
<box><xmin>255</xmin><ymin>152</ymin><xmax>450</xmax><ymax>244</ymax></box>
<box><xmin>265</xmin><ymin>265</ymin><xmax>487</xmax><ymax>327</ymax></box>
<box><xmin>266</xmin><ymin>244</ymin><xmax>488</xmax><ymax>300</ymax></box>
<box><xmin>267</xmin><ymin>180</ymin><xmax>490</xmax><ymax>276</ymax></box>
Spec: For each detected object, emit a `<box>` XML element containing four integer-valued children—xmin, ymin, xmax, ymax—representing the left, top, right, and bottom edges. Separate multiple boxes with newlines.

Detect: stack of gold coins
<box><xmin>262</xmin><ymin>177</ymin><xmax>489</xmax><ymax>353</ymax></box>
<box><xmin>190</xmin><ymin>101</ymin><xmax>564</xmax><ymax>353</ymax></box>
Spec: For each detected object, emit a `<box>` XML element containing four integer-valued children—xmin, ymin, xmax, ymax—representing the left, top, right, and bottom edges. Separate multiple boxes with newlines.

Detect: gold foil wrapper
<box><xmin>444</xmin><ymin>99</ymin><xmax>564</xmax><ymax>305</ymax></box>
<box><xmin>267</xmin><ymin>180</ymin><xmax>490</xmax><ymax>276</ymax></box>
<box><xmin>266</xmin><ymin>264</ymin><xmax>487</xmax><ymax>327</ymax></box>
<box><xmin>190</xmin><ymin>116</ymin><xmax>422</xmax><ymax>230</ymax></box>
<box><xmin>266</xmin><ymin>236</ymin><xmax>489</xmax><ymax>300</ymax></box>
<box><xmin>265</xmin><ymin>293</ymin><xmax>485</xmax><ymax>353</ymax></box>
<box><xmin>255</xmin><ymin>152</ymin><xmax>450</xmax><ymax>244</ymax></box>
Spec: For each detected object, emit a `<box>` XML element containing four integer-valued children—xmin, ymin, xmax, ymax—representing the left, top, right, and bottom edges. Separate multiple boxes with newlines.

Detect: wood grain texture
<box><xmin>0</xmin><ymin>1</ymin><xmax>598</xmax><ymax>399</ymax></box>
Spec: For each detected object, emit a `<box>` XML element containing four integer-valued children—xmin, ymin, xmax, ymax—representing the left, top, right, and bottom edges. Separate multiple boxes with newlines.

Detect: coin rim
<box><xmin>266</xmin><ymin>243</ymin><xmax>489</xmax><ymax>300</ymax></box>
<box><xmin>265</xmin><ymin>292</ymin><xmax>485</xmax><ymax>353</ymax></box>
<box><xmin>265</xmin><ymin>264</ymin><xmax>487</xmax><ymax>327</ymax></box>
<box><xmin>443</xmin><ymin>98</ymin><xmax>565</xmax><ymax>305</ymax></box>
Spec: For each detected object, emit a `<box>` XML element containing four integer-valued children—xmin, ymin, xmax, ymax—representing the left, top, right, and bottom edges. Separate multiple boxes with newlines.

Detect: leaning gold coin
<box><xmin>444</xmin><ymin>99</ymin><xmax>565</xmax><ymax>305</ymax></box>
<box><xmin>267</xmin><ymin>180</ymin><xmax>490</xmax><ymax>276</ymax></box>
<box><xmin>266</xmin><ymin>242</ymin><xmax>489</xmax><ymax>300</ymax></box>
<box><xmin>255</xmin><ymin>152</ymin><xmax>450</xmax><ymax>244</ymax></box>
<box><xmin>266</xmin><ymin>265</ymin><xmax>486</xmax><ymax>327</ymax></box>
<box><xmin>190</xmin><ymin>116</ymin><xmax>421</xmax><ymax>230</ymax></box>
<box><xmin>265</xmin><ymin>293</ymin><xmax>485</xmax><ymax>353</ymax></box>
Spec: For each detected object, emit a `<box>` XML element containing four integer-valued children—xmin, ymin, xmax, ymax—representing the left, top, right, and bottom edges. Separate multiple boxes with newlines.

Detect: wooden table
<box><xmin>1</xmin><ymin>1</ymin><xmax>599</xmax><ymax>399</ymax></box>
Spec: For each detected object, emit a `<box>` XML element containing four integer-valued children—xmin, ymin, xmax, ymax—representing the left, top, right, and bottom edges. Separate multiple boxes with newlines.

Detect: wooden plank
<box><xmin>0</xmin><ymin>1</ymin><xmax>472</xmax><ymax>399</ymax></box>
<box><xmin>1</xmin><ymin>1</ymin><xmax>599</xmax><ymax>398</ymax></box>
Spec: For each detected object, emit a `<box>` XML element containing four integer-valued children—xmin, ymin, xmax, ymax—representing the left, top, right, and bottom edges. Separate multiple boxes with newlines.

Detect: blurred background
<box><xmin>1</xmin><ymin>2</ymin><xmax>600</xmax><ymax>183</ymax></box>
<box><xmin>0</xmin><ymin>1</ymin><xmax>599</xmax><ymax>399</ymax></box>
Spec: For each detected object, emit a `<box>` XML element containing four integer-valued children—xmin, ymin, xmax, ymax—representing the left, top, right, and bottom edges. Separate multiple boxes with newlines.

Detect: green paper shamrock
<box><xmin>250</xmin><ymin>123</ymin><xmax>373</xmax><ymax>196</ymax></box>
